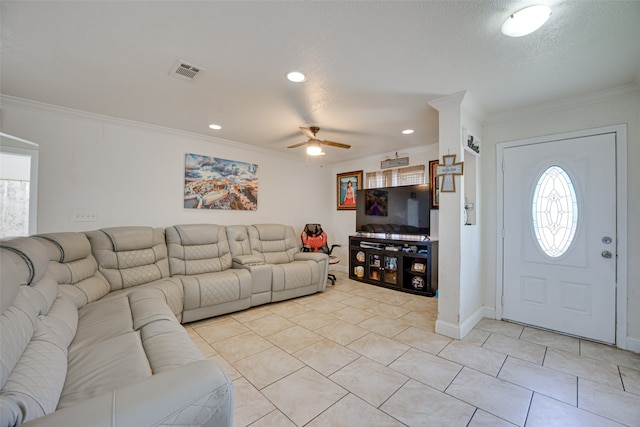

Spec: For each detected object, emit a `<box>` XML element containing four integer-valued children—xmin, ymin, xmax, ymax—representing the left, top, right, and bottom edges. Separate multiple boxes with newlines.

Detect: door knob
<box><xmin>601</xmin><ymin>236</ymin><xmax>612</xmax><ymax>244</ymax></box>
<box><xmin>601</xmin><ymin>250</ymin><xmax>612</xmax><ymax>259</ymax></box>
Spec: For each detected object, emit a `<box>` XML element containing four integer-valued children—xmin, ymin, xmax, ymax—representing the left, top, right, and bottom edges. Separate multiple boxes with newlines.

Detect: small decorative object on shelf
<box><xmin>463</xmin><ymin>128</ymin><xmax>480</xmax><ymax>157</ymax></box>
<box><xmin>356</xmin><ymin>251</ymin><xmax>365</xmax><ymax>262</ymax></box>
<box><xmin>411</xmin><ymin>276</ymin><xmax>425</xmax><ymax>290</ymax></box>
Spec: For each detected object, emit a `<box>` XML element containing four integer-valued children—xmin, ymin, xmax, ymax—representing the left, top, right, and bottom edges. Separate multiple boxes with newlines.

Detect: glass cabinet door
<box><xmin>383</xmin><ymin>255</ymin><xmax>398</xmax><ymax>285</ymax></box>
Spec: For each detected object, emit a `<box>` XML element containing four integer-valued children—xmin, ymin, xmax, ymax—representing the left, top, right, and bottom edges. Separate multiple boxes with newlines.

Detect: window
<box><xmin>531</xmin><ymin>165</ymin><xmax>578</xmax><ymax>257</ymax></box>
<box><xmin>366</xmin><ymin>164</ymin><xmax>425</xmax><ymax>188</ymax></box>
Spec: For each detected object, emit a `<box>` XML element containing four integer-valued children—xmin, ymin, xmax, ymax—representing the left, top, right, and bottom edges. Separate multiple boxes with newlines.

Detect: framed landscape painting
<box><xmin>336</xmin><ymin>170</ymin><xmax>362</xmax><ymax>210</ymax></box>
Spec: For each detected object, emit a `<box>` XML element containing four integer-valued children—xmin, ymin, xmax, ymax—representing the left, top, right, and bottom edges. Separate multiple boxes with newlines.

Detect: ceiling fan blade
<box><xmin>287</xmin><ymin>141</ymin><xmax>308</xmax><ymax>149</ymax></box>
<box><xmin>323</xmin><ymin>140</ymin><xmax>351</xmax><ymax>149</ymax></box>
<box><xmin>299</xmin><ymin>127</ymin><xmax>315</xmax><ymax>139</ymax></box>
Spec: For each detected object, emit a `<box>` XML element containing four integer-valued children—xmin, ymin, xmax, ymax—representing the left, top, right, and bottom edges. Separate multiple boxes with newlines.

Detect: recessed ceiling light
<box><xmin>287</xmin><ymin>71</ymin><xmax>306</xmax><ymax>83</ymax></box>
<box><xmin>501</xmin><ymin>5</ymin><xmax>552</xmax><ymax>37</ymax></box>
<box><xmin>209</xmin><ymin>124</ymin><xmax>222</xmax><ymax>130</ymax></box>
<box><xmin>402</xmin><ymin>129</ymin><xmax>414</xmax><ymax>135</ymax></box>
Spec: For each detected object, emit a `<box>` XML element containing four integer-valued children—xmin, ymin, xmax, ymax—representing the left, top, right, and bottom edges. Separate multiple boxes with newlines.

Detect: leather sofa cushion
<box><xmin>248</xmin><ymin>224</ymin><xmax>299</xmax><ymax>264</ymax></box>
<box><xmin>59</xmin><ymin>330</ymin><xmax>152</xmax><ymax>409</ymax></box>
<box><xmin>181</xmin><ymin>270</ymin><xmax>252</xmax><ymax>311</ymax></box>
<box><xmin>166</xmin><ymin>224</ymin><xmax>233</xmax><ymax>275</ymax></box>
<box><xmin>69</xmin><ymin>296</ymin><xmax>134</xmax><ymax>352</ymax></box>
<box><xmin>36</xmin><ymin>232</ymin><xmax>92</xmax><ymax>263</ymax></box>
<box><xmin>226</xmin><ymin>225</ymin><xmax>252</xmax><ymax>256</ymax></box>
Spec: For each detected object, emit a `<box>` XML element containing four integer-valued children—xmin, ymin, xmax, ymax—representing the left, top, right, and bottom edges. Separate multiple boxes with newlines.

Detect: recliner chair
<box><xmin>301</xmin><ymin>223</ymin><xmax>340</xmax><ymax>285</ymax></box>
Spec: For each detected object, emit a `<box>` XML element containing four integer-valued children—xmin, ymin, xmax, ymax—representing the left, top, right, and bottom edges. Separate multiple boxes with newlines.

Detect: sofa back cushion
<box><xmin>34</xmin><ymin>232</ymin><xmax>111</xmax><ymax>307</ymax></box>
<box><xmin>226</xmin><ymin>225</ymin><xmax>252</xmax><ymax>257</ymax></box>
<box><xmin>86</xmin><ymin>227</ymin><xmax>170</xmax><ymax>291</ymax></box>
<box><xmin>247</xmin><ymin>224</ymin><xmax>299</xmax><ymax>264</ymax></box>
<box><xmin>165</xmin><ymin>224</ymin><xmax>232</xmax><ymax>275</ymax></box>
<box><xmin>0</xmin><ymin>239</ymin><xmax>77</xmax><ymax>426</ymax></box>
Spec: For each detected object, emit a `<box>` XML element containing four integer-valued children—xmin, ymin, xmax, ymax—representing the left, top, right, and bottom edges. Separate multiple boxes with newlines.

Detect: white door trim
<box><xmin>496</xmin><ymin>124</ymin><xmax>628</xmax><ymax>349</ymax></box>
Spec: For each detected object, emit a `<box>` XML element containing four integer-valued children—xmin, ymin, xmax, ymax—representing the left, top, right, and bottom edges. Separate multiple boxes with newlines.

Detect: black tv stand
<box><xmin>349</xmin><ymin>235</ymin><xmax>438</xmax><ymax>297</ymax></box>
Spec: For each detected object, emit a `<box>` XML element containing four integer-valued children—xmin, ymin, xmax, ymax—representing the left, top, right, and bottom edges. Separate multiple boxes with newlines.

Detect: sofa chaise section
<box><xmin>166</xmin><ymin>224</ymin><xmax>253</xmax><ymax>323</ymax></box>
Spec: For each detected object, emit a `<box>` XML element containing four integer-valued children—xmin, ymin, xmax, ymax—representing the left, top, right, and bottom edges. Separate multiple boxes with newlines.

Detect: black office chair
<box><xmin>301</xmin><ymin>223</ymin><xmax>341</xmax><ymax>285</ymax></box>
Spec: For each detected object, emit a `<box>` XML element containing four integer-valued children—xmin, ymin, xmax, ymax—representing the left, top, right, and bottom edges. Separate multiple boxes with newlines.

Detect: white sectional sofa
<box><xmin>0</xmin><ymin>224</ymin><xmax>329</xmax><ymax>427</ymax></box>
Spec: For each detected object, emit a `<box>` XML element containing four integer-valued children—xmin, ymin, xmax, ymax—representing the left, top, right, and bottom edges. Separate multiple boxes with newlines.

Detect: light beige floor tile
<box><xmin>468</xmin><ymin>409</ymin><xmax>516</xmax><ymax>427</ymax></box>
<box><xmin>357</xmin><ymin>315</ymin><xmax>409</xmax><ymax>338</ymax></box>
<box><xmin>399</xmin><ymin>311</ymin><xmax>436</xmax><ymax>329</ymax></box>
<box><xmin>230</xmin><ymin>305</ymin><xmax>273</xmax><ymax>323</ymax></box>
<box><xmin>267</xmin><ymin>325</ymin><xmax>323</xmax><ymax>353</ymax></box>
<box><xmin>232</xmin><ymin>377</ymin><xmax>276</xmax><ymax>427</ymax></box>
<box><xmin>288</xmin><ymin>310</ymin><xmax>335</xmax><ymax>330</ymax></box>
<box><xmin>307</xmin><ymin>393</ymin><xmax>405</xmax><ymax>427</ymax></box>
<box><xmin>233</xmin><ymin>346</ymin><xmax>304</xmax><ymax>390</ymax></box>
<box><xmin>543</xmin><ymin>348</ymin><xmax>623</xmax><ymax>390</ymax></box>
<box><xmin>526</xmin><ymin>393</ymin><xmax>624</xmax><ymax>427</ymax></box>
<box><xmin>211</xmin><ymin>331</ymin><xmax>274</xmax><ymax>362</ymax></box>
<box><xmin>483</xmin><ymin>333</ymin><xmax>546</xmax><ymax>365</ymax></box>
<box><xmin>620</xmin><ymin>366</ymin><xmax>640</xmax><ymax>396</ymax></box>
<box><xmin>389</xmin><ymin>347</ymin><xmax>462</xmax><ymax>391</ymax></box>
<box><xmin>267</xmin><ymin>300</ymin><xmax>310</xmax><ymax>318</ymax></box>
<box><xmin>208</xmin><ymin>354</ymin><xmax>241</xmax><ymax>380</ymax></box>
<box><xmin>578</xmin><ymin>378</ymin><xmax>640</xmax><ymax>426</ymax></box>
<box><xmin>293</xmin><ymin>339</ymin><xmax>359</xmax><ymax>376</ymax></box>
<box><xmin>330</xmin><ymin>356</ymin><xmax>408</xmax><ymax>407</ymax></box>
<box><xmin>381</xmin><ymin>379</ymin><xmax>475</xmax><ymax>426</ymax></box>
<box><xmin>475</xmin><ymin>318</ymin><xmax>523</xmax><ymax>338</ymax></box>
<box><xmin>580</xmin><ymin>340</ymin><xmax>640</xmax><ymax>370</ymax></box>
<box><xmin>189</xmin><ymin>334</ymin><xmax>217</xmax><ymax>357</ymax></box>
<box><xmin>462</xmin><ymin>328</ymin><xmax>491</xmax><ymax>347</ymax></box>
<box><xmin>400</xmin><ymin>295</ymin><xmax>435</xmax><ymax>312</ymax></box>
<box><xmin>498</xmin><ymin>356</ymin><xmax>577</xmax><ymax>405</ymax></box>
<box><xmin>342</xmin><ymin>294</ymin><xmax>380</xmax><ymax>310</ymax></box>
<box><xmin>365</xmin><ymin>301</ymin><xmax>410</xmax><ymax>319</ymax></box>
<box><xmin>393</xmin><ymin>326</ymin><xmax>452</xmax><ymax>354</ymax></box>
<box><xmin>439</xmin><ymin>340</ymin><xmax>506</xmax><ymax>377</ymax></box>
<box><xmin>446</xmin><ymin>367</ymin><xmax>532</xmax><ymax>426</ymax></box>
<box><xmin>244</xmin><ymin>314</ymin><xmax>295</xmax><ymax>336</ymax></box>
<box><xmin>308</xmin><ymin>298</ymin><xmax>346</xmax><ymax>313</ymax></box>
<box><xmin>520</xmin><ymin>327</ymin><xmax>579</xmax><ymax>354</ymax></box>
<box><xmin>318</xmin><ymin>289</ymin><xmax>352</xmax><ymax>303</ymax></box>
<box><xmin>347</xmin><ymin>332</ymin><xmax>410</xmax><ymax>365</ymax></box>
<box><xmin>332</xmin><ymin>305</ymin><xmax>376</xmax><ymax>324</ymax></box>
<box><xmin>262</xmin><ymin>367</ymin><xmax>347</xmax><ymax>426</ymax></box>
<box><xmin>193</xmin><ymin>317</ymin><xmax>250</xmax><ymax>343</ymax></box>
<box><xmin>248</xmin><ymin>409</ymin><xmax>296</xmax><ymax>427</ymax></box>
<box><xmin>314</xmin><ymin>319</ymin><xmax>370</xmax><ymax>346</ymax></box>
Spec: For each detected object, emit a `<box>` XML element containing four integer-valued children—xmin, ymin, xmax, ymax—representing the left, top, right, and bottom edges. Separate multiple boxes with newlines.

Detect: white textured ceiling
<box><xmin>2</xmin><ymin>1</ymin><xmax>639</xmax><ymax>163</ymax></box>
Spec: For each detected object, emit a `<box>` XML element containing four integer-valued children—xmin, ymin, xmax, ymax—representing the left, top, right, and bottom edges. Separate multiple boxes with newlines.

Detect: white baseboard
<box><xmin>436</xmin><ymin>306</ymin><xmax>495</xmax><ymax>340</ymax></box>
<box><xmin>625</xmin><ymin>337</ymin><xmax>640</xmax><ymax>353</ymax></box>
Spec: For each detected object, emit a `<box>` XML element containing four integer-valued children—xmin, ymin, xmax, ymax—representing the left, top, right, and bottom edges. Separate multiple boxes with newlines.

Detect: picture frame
<box><xmin>429</xmin><ymin>160</ymin><xmax>439</xmax><ymax>209</ymax></box>
<box><xmin>337</xmin><ymin>170</ymin><xmax>363</xmax><ymax>210</ymax></box>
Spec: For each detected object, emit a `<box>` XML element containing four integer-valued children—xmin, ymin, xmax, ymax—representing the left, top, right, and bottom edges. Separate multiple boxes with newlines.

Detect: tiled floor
<box><xmin>184</xmin><ymin>272</ymin><xmax>640</xmax><ymax>427</ymax></box>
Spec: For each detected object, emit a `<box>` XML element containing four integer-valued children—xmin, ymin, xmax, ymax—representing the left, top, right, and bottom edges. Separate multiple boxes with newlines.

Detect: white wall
<box><xmin>0</xmin><ymin>97</ymin><xmax>334</xmax><ymax>235</ymax></box>
<box><xmin>481</xmin><ymin>85</ymin><xmax>640</xmax><ymax>349</ymax></box>
<box><xmin>330</xmin><ymin>144</ymin><xmax>440</xmax><ymax>272</ymax></box>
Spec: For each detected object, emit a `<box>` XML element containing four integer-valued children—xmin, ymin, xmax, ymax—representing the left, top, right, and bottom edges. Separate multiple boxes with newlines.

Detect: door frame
<box><xmin>496</xmin><ymin>124</ymin><xmax>628</xmax><ymax>349</ymax></box>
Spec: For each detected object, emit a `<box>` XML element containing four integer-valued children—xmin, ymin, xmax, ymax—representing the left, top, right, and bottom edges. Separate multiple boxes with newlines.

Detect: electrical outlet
<box><xmin>73</xmin><ymin>210</ymin><xmax>98</xmax><ymax>222</ymax></box>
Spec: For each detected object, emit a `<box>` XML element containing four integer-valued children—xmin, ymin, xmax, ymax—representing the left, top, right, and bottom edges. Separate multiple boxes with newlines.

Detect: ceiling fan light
<box><xmin>501</xmin><ymin>5</ymin><xmax>551</xmax><ymax>37</ymax></box>
<box><xmin>287</xmin><ymin>71</ymin><xmax>306</xmax><ymax>83</ymax></box>
<box><xmin>306</xmin><ymin>142</ymin><xmax>323</xmax><ymax>156</ymax></box>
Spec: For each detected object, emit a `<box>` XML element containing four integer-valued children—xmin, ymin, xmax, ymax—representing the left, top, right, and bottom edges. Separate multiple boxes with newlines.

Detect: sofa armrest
<box><xmin>232</xmin><ymin>254</ymin><xmax>264</xmax><ymax>266</ymax></box>
<box><xmin>22</xmin><ymin>360</ymin><xmax>233</xmax><ymax>427</ymax></box>
<box><xmin>294</xmin><ymin>252</ymin><xmax>328</xmax><ymax>262</ymax></box>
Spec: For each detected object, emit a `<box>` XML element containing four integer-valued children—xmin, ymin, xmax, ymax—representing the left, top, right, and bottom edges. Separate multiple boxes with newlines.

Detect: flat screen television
<box><xmin>355</xmin><ymin>184</ymin><xmax>431</xmax><ymax>237</ymax></box>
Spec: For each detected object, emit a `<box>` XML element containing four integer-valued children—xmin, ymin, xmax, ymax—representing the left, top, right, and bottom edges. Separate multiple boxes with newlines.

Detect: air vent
<box><xmin>170</xmin><ymin>60</ymin><xmax>204</xmax><ymax>81</ymax></box>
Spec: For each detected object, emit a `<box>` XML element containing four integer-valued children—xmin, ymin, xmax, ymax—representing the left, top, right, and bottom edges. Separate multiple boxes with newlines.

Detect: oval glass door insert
<box><xmin>531</xmin><ymin>165</ymin><xmax>578</xmax><ymax>257</ymax></box>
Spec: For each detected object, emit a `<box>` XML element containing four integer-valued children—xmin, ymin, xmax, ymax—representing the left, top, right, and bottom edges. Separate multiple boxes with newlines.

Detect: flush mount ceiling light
<box><xmin>208</xmin><ymin>124</ymin><xmax>221</xmax><ymax>130</ymax></box>
<box><xmin>287</xmin><ymin>71</ymin><xmax>306</xmax><ymax>83</ymax></box>
<box><xmin>402</xmin><ymin>129</ymin><xmax>414</xmax><ymax>135</ymax></box>
<box><xmin>501</xmin><ymin>5</ymin><xmax>552</xmax><ymax>37</ymax></box>
<box><xmin>306</xmin><ymin>141</ymin><xmax>324</xmax><ymax>156</ymax></box>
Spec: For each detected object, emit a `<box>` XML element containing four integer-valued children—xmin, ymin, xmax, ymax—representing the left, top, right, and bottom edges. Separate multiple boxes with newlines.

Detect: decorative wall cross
<box><xmin>436</xmin><ymin>154</ymin><xmax>464</xmax><ymax>192</ymax></box>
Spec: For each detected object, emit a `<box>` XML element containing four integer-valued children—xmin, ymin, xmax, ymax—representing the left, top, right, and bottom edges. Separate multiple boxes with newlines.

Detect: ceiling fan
<box><xmin>287</xmin><ymin>126</ymin><xmax>351</xmax><ymax>156</ymax></box>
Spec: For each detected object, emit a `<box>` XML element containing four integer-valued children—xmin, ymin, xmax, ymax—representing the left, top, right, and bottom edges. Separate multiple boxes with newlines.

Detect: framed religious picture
<box><xmin>429</xmin><ymin>160</ymin><xmax>439</xmax><ymax>209</ymax></box>
<box><xmin>336</xmin><ymin>170</ymin><xmax>363</xmax><ymax>210</ymax></box>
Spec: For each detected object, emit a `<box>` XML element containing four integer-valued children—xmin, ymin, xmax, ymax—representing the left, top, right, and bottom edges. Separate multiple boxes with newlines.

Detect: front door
<box><xmin>502</xmin><ymin>132</ymin><xmax>617</xmax><ymax>343</ymax></box>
